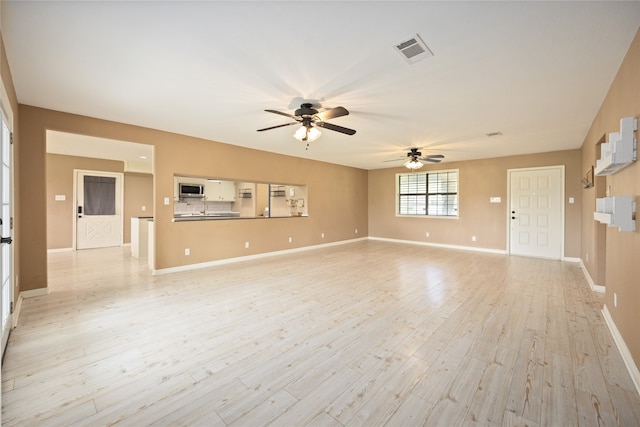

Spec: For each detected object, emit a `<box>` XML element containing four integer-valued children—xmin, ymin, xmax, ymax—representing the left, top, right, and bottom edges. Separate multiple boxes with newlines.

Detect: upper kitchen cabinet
<box><xmin>206</xmin><ymin>180</ymin><xmax>236</xmax><ymax>201</ymax></box>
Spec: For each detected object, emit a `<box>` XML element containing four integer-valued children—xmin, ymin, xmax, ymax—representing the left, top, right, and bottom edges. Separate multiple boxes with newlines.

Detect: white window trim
<box><xmin>395</xmin><ymin>169</ymin><xmax>459</xmax><ymax>219</ymax></box>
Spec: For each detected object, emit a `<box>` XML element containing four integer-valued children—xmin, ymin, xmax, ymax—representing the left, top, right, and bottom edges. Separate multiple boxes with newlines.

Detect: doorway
<box><xmin>74</xmin><ymin>170</ymin><xmax>124</xmax><ymax>250</ymax></box>
<box><xmin>508</xmin><ymin>166</ymin><xmax>564</xmax><ymax>259</ymax></box>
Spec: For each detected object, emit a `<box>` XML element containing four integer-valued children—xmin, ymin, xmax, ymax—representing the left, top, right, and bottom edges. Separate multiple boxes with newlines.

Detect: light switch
<box><xmin>164</xmin><ymin>197</ymin><xmax>170</xmax><ymax>205</ymax></box>
<box><xmin>569</xmin><ymin>197</ymin><xmax>574</xmax><ymax>204</ymax></box>
<box><xmin>490</xmin><ymin>197</ymin><xmax>501</xmax><ymax>203</ymax></box>
<box><xmin>54</xmin><ymin>195</ymin><xmax>66</xmax><ymax>201</ymax></box>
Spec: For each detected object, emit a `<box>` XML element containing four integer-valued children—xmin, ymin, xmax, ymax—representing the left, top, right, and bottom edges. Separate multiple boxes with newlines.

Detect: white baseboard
<box><xmin>367</xmin><ymin>236</ymin><xmax>508</xmax><ymax>255</ymax></box>
<box><xmin>562</xmin><ymin>257</ymin><xmax>581</xmax><ymax>263</ymax></box>
<box><xmin>47</xmin><ymin>248</ymin><xmax>73</xmax><ymax>253</ymax></box>
<box><xmin>578</xmin><ymin>259</ymin><xmax>605</xmax><ymax>293</ymax></box>
<box><xmin>602</xmin><ymin>304</ymin><xmax>640</xmax><ymax>397</ymax></box>
<box><xmin>153</xmin><ymin>237</ymin><xmax>368</xmax><ymax>275</ymax></box>
<box><xmin>13</xmin><ymin>287</ymin><xmax>50</xmax><ymax>328</ymax></box>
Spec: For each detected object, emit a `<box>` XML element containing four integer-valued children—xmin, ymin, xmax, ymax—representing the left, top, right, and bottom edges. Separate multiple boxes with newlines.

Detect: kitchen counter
<box><xmin>173</xmin><ymin>212</ymin><xmax>241</xmax><ymax>221</ymax></box>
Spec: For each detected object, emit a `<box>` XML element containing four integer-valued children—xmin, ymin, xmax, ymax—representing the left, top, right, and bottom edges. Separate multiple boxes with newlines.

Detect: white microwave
<box><xmin>179</xmin><ymin>183</ymin><xmax>204</xmax><ymax>198</ymax></box>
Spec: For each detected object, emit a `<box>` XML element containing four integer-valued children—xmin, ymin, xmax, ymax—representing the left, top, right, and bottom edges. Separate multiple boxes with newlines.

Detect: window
<box><xmin>397</xmin><ymin>170</ymin><xmax>458</xmax><ymax>217</ymax></box>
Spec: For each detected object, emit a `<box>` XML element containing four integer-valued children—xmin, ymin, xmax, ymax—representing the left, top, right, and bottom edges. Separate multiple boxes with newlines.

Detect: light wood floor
<box><xmin>2</xmin><ymin>241</ymin><xmax>640</xmax><ymax>426</ymax></box>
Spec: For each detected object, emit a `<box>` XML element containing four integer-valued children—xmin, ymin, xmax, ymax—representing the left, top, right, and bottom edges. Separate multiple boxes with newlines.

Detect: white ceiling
<box><xmin>3</xmin><ymin>1</ymin><xmax>640</xmax><ymax>170</ymax></box>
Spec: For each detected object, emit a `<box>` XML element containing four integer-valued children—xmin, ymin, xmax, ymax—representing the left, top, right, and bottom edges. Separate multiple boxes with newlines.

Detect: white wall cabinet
<box><xmin>205</xmin><ymin>180</ymin><xmax>236</xmax><ymax>201</ymax></box>
<box><xmin>595</xmin><ymin>116</ymin><xmax>637</xmax><ymax>176</ymax></box>
<box><xmin>594</xmin><ymin>196</ymin><xmax>636</xmax><ymax>232</ymax></box>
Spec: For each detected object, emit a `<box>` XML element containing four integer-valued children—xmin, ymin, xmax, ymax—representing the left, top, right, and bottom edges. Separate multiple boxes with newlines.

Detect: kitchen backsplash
<box><xmin>174</xmin><ymin>200</ymin><xmax>233</xmax><ymax>215</ymax></box>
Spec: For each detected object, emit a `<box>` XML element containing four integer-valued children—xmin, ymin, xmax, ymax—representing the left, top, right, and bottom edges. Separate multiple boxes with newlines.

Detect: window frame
<box><xmin>395</xmin><ymin>169</ymin><xmax>459</xmax><ymax>218</ymax></box>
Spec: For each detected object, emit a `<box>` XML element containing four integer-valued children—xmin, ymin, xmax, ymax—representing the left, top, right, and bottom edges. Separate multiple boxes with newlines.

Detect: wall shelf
<box><xmin>238</xmin><ymin>188</ymin><xmax>252</xmax><ymax>198</ymax></box>
<box><xmin>594</xmin><ymin>116</ymin><xmax>637</xmax><ymax>176</ymax></box>
<box><xmin>594</xmin><ymin>196</ymin><xmax>636</xmax><ymax>232</ymax></box>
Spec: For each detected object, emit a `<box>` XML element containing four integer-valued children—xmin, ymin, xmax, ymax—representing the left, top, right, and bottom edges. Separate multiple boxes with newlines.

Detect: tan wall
<box><xmin>123</xmin><ymin>172</ymin><xmax>154</xmax><ymax>242</ymax></box>
<box><xmin>46</xmin><ymin>154</ymin><xmax>124</xmax><ymax>249</ymax></box>
<box><xmin>18</xmin><ymin>105</ymin><xmax>368</xmax><ymax>288</ymax></box>
<box><xmin>580</xmin><ymin>27</ymin><xmax>640</xmax><ymax>368</ymax></box>
<box><xmin>369</xmin><ymin>149</ymin><xmax>582</xmax><ymax>257</ymax></box>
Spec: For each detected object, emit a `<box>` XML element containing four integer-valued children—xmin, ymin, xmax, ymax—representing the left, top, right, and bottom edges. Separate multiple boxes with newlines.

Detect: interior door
<box><xmin>75</xmin><ymin>170</ymin><xmax>123</xmax><ymax>250</ymax></box>
<box><xmin>1</xmin><ymin>111</ymin><xmax>13</xmax><ymax>356</ymax></box>
<box><xmin>509</xmin><ymin>167</ymin><xmax>563</xmax><ymax>259</ymax></box>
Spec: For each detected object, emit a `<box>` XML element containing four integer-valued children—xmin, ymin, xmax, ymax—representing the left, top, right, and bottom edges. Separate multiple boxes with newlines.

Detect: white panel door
<box><xmin>0</xmin><ymin>112</ymin><xmax>13</xmax><ymax>357</ymax></box>
<box><xmin>509</xmin><ymin>167</ymin><xmax>563</xmax><ymax>259</ymax></box>
<box><xmin>75</xmin><ymin>170</ymin><xmax>123</xmax><ymax>250</ymax></box>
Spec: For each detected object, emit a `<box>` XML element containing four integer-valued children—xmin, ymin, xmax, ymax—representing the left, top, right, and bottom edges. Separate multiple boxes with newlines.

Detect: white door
<box><xmin>509</xmin><ymin>167</ymin><xmax>563</xmax><ymax>259</ymax></box>
<box><xmin>75</xmin><ymin>170</ymin><xmax>123</xmax><ymax>250</ymax></box>
<box><xmin>1</xmin><ymin>110</ymin><xmax>13</xmax><ymax>356</ymax></box>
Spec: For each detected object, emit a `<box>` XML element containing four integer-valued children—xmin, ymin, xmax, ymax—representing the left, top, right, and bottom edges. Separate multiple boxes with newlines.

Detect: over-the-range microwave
<box><xmin>179</xmin><ymin>183</ymin><xmax>205</xmax><ymax>198</ymax></box>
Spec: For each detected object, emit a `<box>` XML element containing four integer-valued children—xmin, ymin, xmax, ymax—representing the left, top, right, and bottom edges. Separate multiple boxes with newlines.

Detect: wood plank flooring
<box><xmin>2</xmin><ymin>240</ymin><xmax>640</xmax><ymax>426</ymax></box>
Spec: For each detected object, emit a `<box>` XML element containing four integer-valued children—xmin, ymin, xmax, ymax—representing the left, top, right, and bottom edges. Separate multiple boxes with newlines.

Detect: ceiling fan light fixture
<box><xmin>293</xmin><ymin>125</ymin><xmax>321</xmax><ymax>142</ymax></box>
<box><xmin>404</xmin><ymin>158</ymin><xmax>424</xmax><ymax>170</ymax></box>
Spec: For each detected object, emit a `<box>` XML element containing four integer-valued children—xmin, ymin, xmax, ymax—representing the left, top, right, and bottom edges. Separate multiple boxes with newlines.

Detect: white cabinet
<box><xmin>594</xmin><ymin>196</ymin><xmax>636</xmax><ymax>232</ymax></box>
<box><xmin>595</xmin><ymin>117</ymin><xmax>637</xmax><ymax>176</ymax></box>
<box><xmin>205</xmin><ymin>180</ymin><xmax>236</xmax><ymax>201</ymax></box>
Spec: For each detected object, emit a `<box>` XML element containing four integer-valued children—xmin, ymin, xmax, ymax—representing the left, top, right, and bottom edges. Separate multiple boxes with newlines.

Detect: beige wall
<box><xmin>369</xmin><ymin>149</ymin><xmax>582</xmax><ymax>257</ymax></box>
<box><xmin>124</xmin><ymin>172</ymin><xmax>154</xmax><ymax>242</ymax></box>
<box><xmin>18</xmin><ymin>105</ymin><xmax>369</xmax><ymax>288</ymax></box>
<box><xmin>580</xmin><ymin>27</ymin><xmax>640</xmax><ymax>368</ymax></box>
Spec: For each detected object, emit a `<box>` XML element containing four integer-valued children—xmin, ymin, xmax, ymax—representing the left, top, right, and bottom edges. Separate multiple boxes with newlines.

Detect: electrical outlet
<box><xmin>321</xmin><ymin>232</ymin><xmax>325</xmax><ymax>238</ymax></box>
<box><xmin>245</xmin><ymin>242</ymin><xmax>249</xmax><ymax>249</ymax></box>
<box><xmin>185</xmin><ymin>248</ymin><xmax>190</xmax><ymax>256</ymax></box>
<box><xmin>614</xmin><ymin>292</ymin><xmax>618</xmax><ymax>308</ymax></box>
<box><xmin>355</xmin><ymin>229</ymin><xmax>358</xmax><ymax>234</ymax></box>
<box><xmin>288</xmin><ymin>236</ymin><xmax>292</xmax><ymax>243</ymax></box>
<box><xmin>472</xmin><ymin>236</ymin><xmax>476</xmax><ymax>242</ymax></box>
<box><xmin>426</xmin><ymin>232</ymin><xmax>430</xmax><ymax>237</ymax></box>
<box><xmin>141</xmin><ymin>206</ymin><xmax>146</xmax><ymax>211</ymax></box>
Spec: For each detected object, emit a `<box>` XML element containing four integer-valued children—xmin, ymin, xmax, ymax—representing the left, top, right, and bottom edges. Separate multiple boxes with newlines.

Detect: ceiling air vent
<box><xmin>394</xmin><ymin>34</ymin><xmax>433</xmax><ymax>64</ymax></box>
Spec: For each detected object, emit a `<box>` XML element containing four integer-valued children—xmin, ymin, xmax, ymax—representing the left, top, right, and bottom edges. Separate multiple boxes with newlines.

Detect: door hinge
<box><xmin>9</xmin><ymin>132</ymin><xmax>13</xmax><ymax>145</ymax></box>
<box><xmin>10</xmin><ymin>217</ymin><xmax>13</xmax><ymax>230</ymax></box>
<box><xmin>9</xmin><ymin>302</ymin><xmax>13</xmax><ymax>314</ymax></box>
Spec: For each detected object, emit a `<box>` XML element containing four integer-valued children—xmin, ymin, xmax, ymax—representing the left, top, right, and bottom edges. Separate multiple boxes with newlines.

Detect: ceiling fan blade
<box><xmin>256</xmin><ymin>122</ymin><xmax>298</xmax><ymax>132</ymax></box>
<box><xmin>265</xmin><ymin>109</ymin><xmax>298</xmax><ymax>119</ymax></box>
<box><xmin>315</xmin><ymin>106</ymin><xmax>349</xmax><ymax>121</ymax></box>
<box><xmin>423</xmin><ymin>154</ymin><xmax>445</xmax><ymax>159</ymax></box>
<box><xmin>315</xmin><ymin>121</ymin><xmax>356</xmax><ymax>135</ymax></box>
<box><xmin>382</xmin><ymin>158</ymin><xmax>405</xmax><ymax>163</ymax></box>
<box><xmin>424</xmin><ymin>158</ymin><xmax>442</xmax><ymax>163</ymax></box>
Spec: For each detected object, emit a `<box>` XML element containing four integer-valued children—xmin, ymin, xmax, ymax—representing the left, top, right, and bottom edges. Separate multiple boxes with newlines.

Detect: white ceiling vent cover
<box><xmin>394</xmin><ymin>34</ymin><xmax>433</xmax><ymax>64</ymax></box>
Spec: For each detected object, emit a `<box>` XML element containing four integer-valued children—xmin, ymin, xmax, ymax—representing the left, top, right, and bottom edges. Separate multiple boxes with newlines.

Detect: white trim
<box><xmin>506</xmin><ymin>165</ymin><xmax>565</xmax><ymax>260</ymax></box>
<box><xmin>13</xmin><ymin>288</ymin><xmax>51</xmax><ymax>328</ymax></box>
<box><xmin>20</xmin><ymin>288</ymin><xmax>50</xmax><ymax>298</ymax></box>
<box><xmin>602</xmin><ymin>305</ymin><xmax>640</xmax><ymax>396</ymax></box>
<box><xmin>578</xmin><ymin>259</ymin><xmax>605</xmax><ymax>293</ymax></box>
<box><xmin>368</xmin><ymin>236</ymin><xmax>508</xmax><ymax>255</ymax></box>
<box><xmin>152</xmin><ymin>238</ymin><xmax>368</xmax><ymax>275</ymax></box>
<box><xmin>47</xmin><ymin>248</ymin><xmax>74</xmax><ymax>254</ymax></box>
<box><xmin>562</xmin><ymin>257</ymin><xmax>580</xmax><ymax>263</ymax></box>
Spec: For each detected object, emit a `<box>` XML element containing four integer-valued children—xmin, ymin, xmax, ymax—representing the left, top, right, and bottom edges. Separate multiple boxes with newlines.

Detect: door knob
<box><xmin>1</xmin><ymin>236</ymin><xmax>12</xmax><ymax>244</ymax></box>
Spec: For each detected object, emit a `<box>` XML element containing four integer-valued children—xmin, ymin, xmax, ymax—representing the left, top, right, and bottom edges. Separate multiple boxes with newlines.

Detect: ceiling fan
<box><xmin>385</xmin><ymin>148</ymin><xmax>445</xmax><ymax>169</ymax></box>
<box><xmin>257</xmin><ymin>103</ymin><xmax>356</xmax><ymax>146</ymax></box>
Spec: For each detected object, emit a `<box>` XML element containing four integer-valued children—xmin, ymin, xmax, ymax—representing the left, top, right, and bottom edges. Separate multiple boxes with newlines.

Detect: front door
<box><xmin>0</xmin><ymin>110</ymin><xmax>13</xmax><ymax>357</ymax></box>
<box><xmin>509</xmin><ymin>167</ymin><xmax>563</xmax><ymax>259</ymax></box>
<box><xmin>75</xmin><ymin>170</ymin><xmax>123</xmax><ymax>250</ymax></box>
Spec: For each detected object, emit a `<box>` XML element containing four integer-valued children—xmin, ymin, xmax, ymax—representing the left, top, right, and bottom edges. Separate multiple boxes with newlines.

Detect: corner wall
<box><xmin>580</xmin><ymin>27</ymin><xmax>640</xmax><ymax>369</ymax></box>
